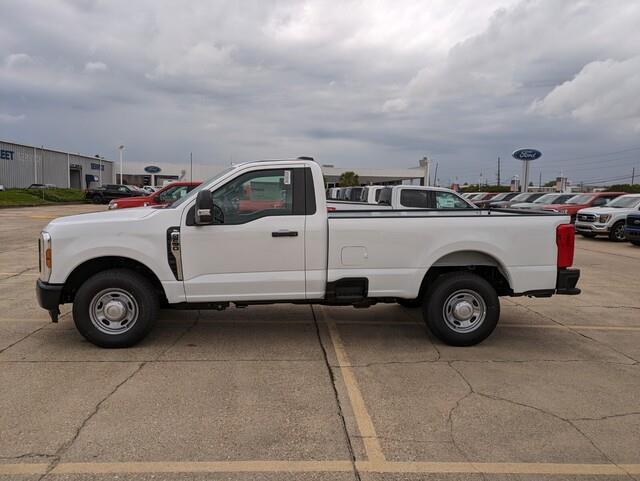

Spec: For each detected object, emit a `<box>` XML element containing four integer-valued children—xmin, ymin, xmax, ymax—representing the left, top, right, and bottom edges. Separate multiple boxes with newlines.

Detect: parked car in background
<box><xmin>510</xmin><ymin>193</ymin><xmax>574</xmax><ymax>210</ymax></box>
<box><xmin>85</xmin><ymin>184</ymin><xmax>145</xmax><ymax>204</ymax></box>
<box><xmin>359</xmin><ymin>185</ymin><xmax>385</xmax><ymax>204</ymax></box>
<box><xmin>474</xmin><ymin>192</ymin><xmax>520</xmax><ymax>208</ymax></box>
<box><xmin>142</xmin><ymin>186</ymin><xmax>158</xmax><ymax>194</ymax></box>
<box><xmin>575</xmin><ymin>194</ymin><xmax>640</xmax><ymax>241</ymax></box>
<box><xmin>108</xmin><ymin>181</ymin><xmax>201</xmax><ymax>209</ymax></box>
<box><xmin>328</xmin><ymin>185</ymin><xmax>476</xmax><ymax>211</ymax></box>
<box><xmin>624</xmin><ymin>213</ymin><xmax>640</xmax><ymax>246</ymax></box>
<box><xmin>489</xmin><ymin>192</ymin><xmax>546</xmax><ymax>208</ymax></box>
<box><xmin>0</xmin><ymin>184</ymin><xmax>4</xmax><ymax>191</ymax></box>
<box><xmin>327</xmin><ymin>187</ymin><xmax>341</xmax><ymax>200</ymax></box>
<box><xmin>544</xmin><ymin>192</ymin><xmax>625</xmax><ymax>222</ymax></box>
<box><xmin>28</xmin><ymin>183</ymin><xmax>57</xmax><ymax>189</ymax></box>
<box><xmin>463</xmin><ymin>192</ymin><xmax>483</xmax><ymax>200</ymax></box>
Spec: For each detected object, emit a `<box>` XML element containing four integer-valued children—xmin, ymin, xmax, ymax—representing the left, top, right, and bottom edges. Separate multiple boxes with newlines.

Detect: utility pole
<box><xmin>433</xmin><ymin>162</ymin><xmax>438</xmax><ymax>186</ymax></box>
<box><xmin>118</xmin><ymin>145</ymin><xmax>125</xmax><ymax>184</ymax></box>
<box><xmin>539</xmin><ymin>171</ymin><xmax>542</xmax><ymax>189</ymax></box>
<box><xmin>632</xmin><ymin>167</ymin><xmax>636</xmax><ymax>185</ymax></box>
<box><xmin>497</xmin><ymin>156</ymin><xmax>501</xmax><ymax>186</ymax></box>
<box><xmin>190</xmin><ymin>152</ymin><xmax>193</xmax><ymax>182</ymax></box>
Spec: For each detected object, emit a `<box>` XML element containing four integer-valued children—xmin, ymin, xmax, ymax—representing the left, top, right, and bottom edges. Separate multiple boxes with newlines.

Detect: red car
<box><xmin>108</xmin><ymin>181</ymin><xmax>201</xmax><ymax>209</ymax></box>
<box><xmin>543</xmin><ymin>192</ymin><xmax>625</xmax><ymax>221</ymax></box>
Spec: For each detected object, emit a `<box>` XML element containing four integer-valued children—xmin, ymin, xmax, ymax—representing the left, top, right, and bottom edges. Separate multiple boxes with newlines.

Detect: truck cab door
<box><xmin>180</xmin><ymin>167</ymin><xmax>306</xmax><ymax>302</ymax></box>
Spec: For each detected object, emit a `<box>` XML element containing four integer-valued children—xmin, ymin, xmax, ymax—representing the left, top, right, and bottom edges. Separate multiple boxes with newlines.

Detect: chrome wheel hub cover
<box><xmin>443</xmin><ymin>289</ymin><xmax>487</xmax><ymax>333</ymax></box>
<box><xmin>89</xmin><ymin>288</ymin><xmax>139</xmax><ymax>335</ymax></box>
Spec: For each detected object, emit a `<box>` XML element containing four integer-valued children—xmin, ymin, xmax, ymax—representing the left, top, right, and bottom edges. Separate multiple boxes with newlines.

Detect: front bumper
<box><xmin>36</xmin><ymin>279</ymin><xmax>64</xmax><ymax>320</ymax></box>
<box><xmin>625</xmin><ymin>229</ymin><xmax>640</xmax><ymax>241</ymax></box>
<box><xmin>575</xmin><ymin>222</ymin><xmax>609</xmax><ymax>234</ymax></box>
<box><xmin>556</xmin><ymin>268</ymin><xmax>581</xmax><ymax>295</ymax></box>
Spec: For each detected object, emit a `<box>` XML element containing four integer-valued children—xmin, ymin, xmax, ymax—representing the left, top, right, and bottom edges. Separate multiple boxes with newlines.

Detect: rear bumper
<box><xmin>556</xmin><ymin>268</ymin><xmax>581</xmax><ymax>295</ymax></box>
<box><xmin>36</xmin><ymin>279</ymin><xmax>63</xmax><ymax>310</ymax></box>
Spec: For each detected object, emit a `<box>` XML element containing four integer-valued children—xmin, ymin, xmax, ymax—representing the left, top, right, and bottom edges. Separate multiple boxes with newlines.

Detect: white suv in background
<box><xmin>575</xmin><ymin>194</ymin><xmax>640</xmax><ymax>241</ymax></box>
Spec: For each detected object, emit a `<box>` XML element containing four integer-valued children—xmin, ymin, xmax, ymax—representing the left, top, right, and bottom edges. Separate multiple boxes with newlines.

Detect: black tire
<box><xmin>631</xmin><ymin>240</ymin><xmax>640</xmax><ymax>246</ymax></box>
<box><xmin>397</xmin><ymin>298</ymin><xmax>422</xmax><ymax>308</ymax></box>
<box><xmin>423</xmin><ymin>272</ymin><xmax>500</xmax><ymax>346</ymax></box>
<box><xmin>580</xmin><ymin>233</ymin><xmax>597</xmax><ymax>239</ymax></box>
<box><xmin>92</xmin><ymin>194</ymin><xmax>104</xmax><ymax>204</ymax></box>
<box><xmin>72</xmin><ymin>269</ymin><xmax>158</xmax><ymax>348</ymax></box>
<box><xmin>608</xmin><ymin>221</ymin><xmax>626</xmax><ymax>242</ymax></box>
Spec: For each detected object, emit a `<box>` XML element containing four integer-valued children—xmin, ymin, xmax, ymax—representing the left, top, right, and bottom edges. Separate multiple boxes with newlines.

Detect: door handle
<box><xmin>272</xmin><ymin>230</ymin><xmax>298</xmax><ymax>237</ymax></box>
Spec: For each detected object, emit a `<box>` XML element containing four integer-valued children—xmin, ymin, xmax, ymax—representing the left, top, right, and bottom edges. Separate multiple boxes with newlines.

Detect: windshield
<box><xmin>510</xmin><ymin>193</ymin><xmax>531</xmax><ymax>202</ymax></box>
<box><xmin>170</xmin><ymin>166</ymin><xmax>237</xmax><ymax>208</ymax></box>
<box><xmin>491</xmin><ymin>193</ymin><xmax>510</xmax><ymax>201</ymax></box>
<box><xmin>605</xmin><ymin>195</ymin><xmax>640</xmax><ymax>208</ymax></box>
<box><xmin>533</xmin><ymin>193</ymin><xmax>560</xmax><ymax>204</ymax></box>
<box><xmin>566</xmin><ymin>194</ymin><xmax>594</xmax><ymax>204</ymax></box>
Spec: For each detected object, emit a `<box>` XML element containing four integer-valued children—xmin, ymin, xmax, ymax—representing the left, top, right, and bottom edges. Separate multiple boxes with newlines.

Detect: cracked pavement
<box><xmin>1</xmin><ymin>204</ymin><xmax>640</xmax><ymax>480</ymax></box>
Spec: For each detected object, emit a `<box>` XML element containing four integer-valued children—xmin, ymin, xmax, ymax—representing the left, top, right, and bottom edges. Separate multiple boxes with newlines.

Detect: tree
<box><xmin>338</xmin><ymin>171</ymin><xmax>360</xmax><ymax>187</ymax></box>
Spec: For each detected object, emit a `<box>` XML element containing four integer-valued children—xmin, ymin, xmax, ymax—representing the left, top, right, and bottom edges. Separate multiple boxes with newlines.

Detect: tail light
<box><xmin>327</xmin><ymin>206</ymin><xmax>337</xmax><ymax>212</ymax></box>
<box><xmin>556</xmin><ymin>224</ymin><xmax>575</xmax><ymax>268</ymax></box>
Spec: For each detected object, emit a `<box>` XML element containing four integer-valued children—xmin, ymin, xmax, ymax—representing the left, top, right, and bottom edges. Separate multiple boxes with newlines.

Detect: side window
<box><xmin>375</xmin><ymin>189</ymin><xmax>382</xmax><ymax>202</ymax></box>
<box><xmin>400</xmin><ymin>189</ymin><xmax>430</xmax><ymax>208</ymax></box>
<box><xmin>212</xmin><ymin>169</ymin><xmax>293</xmax><ymax>224</ymax></box>
<box><xmin>118</xmin><ymin>186</ymin><xmax>128</xmax><ymax>193</ymax></box>
<box><xmin>592</xmin><ymin>197</ymin><xmax>608</xmax><ymax>206</ymax></box>
<box><xmin>435</xmin><ymin>191</ymin><xmax>472</xmax><ymax>209</ymax></box>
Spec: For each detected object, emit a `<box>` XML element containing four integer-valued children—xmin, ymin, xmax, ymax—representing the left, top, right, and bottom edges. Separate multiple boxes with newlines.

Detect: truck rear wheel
<box><xmin>423</xmin><ymin>272</ymin><xmax>499</xmax><ymax>346</ymax></box>
<box><xmin>72</xmin><ymin>269</ymin><xmax>158</xmax><ymax>348</ymax></box>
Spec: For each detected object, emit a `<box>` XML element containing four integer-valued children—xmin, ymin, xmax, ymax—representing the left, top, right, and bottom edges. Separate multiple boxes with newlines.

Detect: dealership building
<box><xmin>1</xmin><ymin>139</ymin><xmax>428</xmax><ymax>190</ymax></box>
<box><xmin>0</xmin><ymin>140</ymin><xmax>115</xmax><ymax>189</ymax></box>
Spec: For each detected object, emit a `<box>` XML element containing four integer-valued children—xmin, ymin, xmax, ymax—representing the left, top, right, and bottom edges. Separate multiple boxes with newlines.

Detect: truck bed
<box><xmin>327</xmin><ymin>208</ymin><xmax>569</xmax><ymax>298</ymax></box>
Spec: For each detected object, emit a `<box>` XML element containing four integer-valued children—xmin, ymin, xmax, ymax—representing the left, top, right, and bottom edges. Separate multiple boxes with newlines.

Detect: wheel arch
<box><xmin>61</xmin><ymin>256</ymin><xmax>167</xmax><ymax>305</ymax></box>
<box><xmin>418</xmin><ymin>250</ymin><xmax>513</xmax><ymax>298</ymax></box>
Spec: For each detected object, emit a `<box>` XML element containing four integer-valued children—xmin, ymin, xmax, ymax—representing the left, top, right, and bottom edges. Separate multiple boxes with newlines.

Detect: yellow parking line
<box><xmin>502</xmin><ymin>323</ymin><xmax>640</xmax><ymax>332</ymax></box>
<box><xmin>326</xmin><ymin>319</ymin><xmax>386</xmax><ymax>463</ymax></box>
<box><xmin>2</xmin><ymin>461</ymin><xmax>639</xmax><ymax>476</ymax></box>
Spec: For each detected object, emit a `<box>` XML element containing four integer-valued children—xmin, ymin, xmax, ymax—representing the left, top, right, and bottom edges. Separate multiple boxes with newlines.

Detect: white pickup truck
<box><xmin>37</xmin><ymin>157</ymin><xmax>580</xmax><ymax>348</ymax></box>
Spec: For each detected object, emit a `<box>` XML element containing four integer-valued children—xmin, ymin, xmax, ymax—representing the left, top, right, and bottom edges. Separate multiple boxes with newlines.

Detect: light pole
<box><xmin>118</xmin><ymin>145</ymin><xmax>125</xmax><ymax>184</ymax></box>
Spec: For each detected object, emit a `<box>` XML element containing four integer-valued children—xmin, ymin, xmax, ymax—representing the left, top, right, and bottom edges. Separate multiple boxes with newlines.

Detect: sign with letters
<box><xmin>0</xmin><ymin>149</ymin><xmax>14</xmax><ymax>160</ymax></box>
<box><xmin>512</xmin><ymin>148</ymin><xmax>542</xmax><ymax>161</ymax></box>
<box><xmin>144</xmin><ymin>165</ymin><xmax>162</xmax><ymax>174</ymax></box>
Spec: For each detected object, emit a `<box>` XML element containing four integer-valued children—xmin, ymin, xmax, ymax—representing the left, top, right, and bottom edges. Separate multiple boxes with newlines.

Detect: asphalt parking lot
<box><xmin>1</xmin><ymin>204</ymin><xmax>639</xmax><ymax>481</ymax></box>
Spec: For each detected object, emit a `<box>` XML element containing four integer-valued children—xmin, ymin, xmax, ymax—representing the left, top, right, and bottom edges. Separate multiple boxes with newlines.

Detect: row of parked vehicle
<box><xmin>463</xmin><ymin>191</ymin><xmax>640</xmax><ymax>243</ymax></box>
<box><xmin>327</xmin><ymin>186</ymin><xmax>640</xmax><ymax>244</ymax></box>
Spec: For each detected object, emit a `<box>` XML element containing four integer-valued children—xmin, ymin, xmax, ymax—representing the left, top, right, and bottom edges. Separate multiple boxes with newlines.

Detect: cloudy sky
<box><xmin>2</xmin><ymin>0</ymin><xmax>640</xmax><ymax>185</ymax></box>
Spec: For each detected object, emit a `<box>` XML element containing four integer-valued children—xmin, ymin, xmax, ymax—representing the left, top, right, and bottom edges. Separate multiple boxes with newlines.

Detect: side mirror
<box><xmin>195</xmin><ymin>190</ymin><xmax>214</xmax><ymax>225</ymax></box>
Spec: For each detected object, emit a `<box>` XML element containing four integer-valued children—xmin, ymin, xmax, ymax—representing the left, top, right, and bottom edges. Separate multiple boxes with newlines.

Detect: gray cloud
<box><xmin>1</xmin><ymin>0</ymin><xmax>639</xmax><ymax>185</ymax></box>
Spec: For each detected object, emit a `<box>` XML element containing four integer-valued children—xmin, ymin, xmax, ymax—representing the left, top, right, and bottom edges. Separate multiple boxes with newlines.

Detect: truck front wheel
<box><xmin>608</xmin><ymin>221</ymin><xmax>626</xmax><ymax>242</ymax></box>
<box><xmin>423</xmin><ymin>272</ymin><xmax>499</xmax><ymax>346</ymax></box>
<box><xmin>72</xmin><ymin>269</ymin><xmax>158</xmax><ymax>348</ymax></box>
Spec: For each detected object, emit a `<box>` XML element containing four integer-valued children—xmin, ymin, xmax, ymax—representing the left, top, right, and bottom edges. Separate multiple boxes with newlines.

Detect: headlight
<box><xmin>39</xmin><ymin>232</ymin><xmax>52</xmax><ymax>282</ymax></box>
<box><xmin>108</xmin><ymin>203</ymin><xmax>118</xmax><ymax>209</ymax></box>
<box><xmin>598</xmin><ymin>214</ymin><xmax>611</xmax><ymax>223</ymax></box>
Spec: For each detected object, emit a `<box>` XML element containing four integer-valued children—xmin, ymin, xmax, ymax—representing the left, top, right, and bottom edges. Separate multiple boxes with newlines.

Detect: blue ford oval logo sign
<box><xmin>144</xmin><ymin>165</ymin><xmax>162</xmax><ymax>174</ymax></box>
<box><xmin>512</xmin><ymin>148</ymin><xmax>542</xmax><ymax>161</ymax></box>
